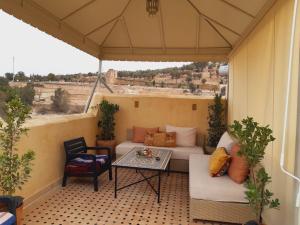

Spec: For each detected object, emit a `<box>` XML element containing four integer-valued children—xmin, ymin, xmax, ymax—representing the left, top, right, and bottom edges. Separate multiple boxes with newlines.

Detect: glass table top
<box><xmin>112</xmin><ymin>147</ymin><xmax>172</xmax><ymax>171</ymax></box>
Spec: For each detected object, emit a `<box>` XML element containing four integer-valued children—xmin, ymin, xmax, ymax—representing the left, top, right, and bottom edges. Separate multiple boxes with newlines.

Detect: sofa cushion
<box><xmin>0</xmin><ymin>212</ymin><xmax>16</xmax><ymax>225</ymax></box>
<box><xmin>165</xmin><ymin>132</ymin><xmax>176</xmax><ymax>147</ymax></box>
<box><xmin>116</xmin><ymin>141</ymin><xmax>203</xmax><ymax>160</ymax></box>
<box><xmin>132</xmin><ymin>126</ymin><xmax>159</xmax><ymax>143</ymax></box>
<box><xmin>166</xmin><ymin>125</ymin><xmax>197</xmax><ymax>147</ymax></box>
<box><xmin>152</xmin><ymin>132</ymin><xmax>167</xmax><ymax>147</ymax></box>
<box><xmin>144</xmin><ymin>131</ymin><xmax>158</xmax><ymax>146</ymax></box>
<box><xmin>217</xmin><ymin>131</ymin><xmax>235</xmax><ymax>153</ymax></box>
<box><xmin>189</xmin><ymin>154</ymin><xmax>248</xmax><ymax>203</ymax></box>
<box><xmin>209</xmin><ymin>147</ymin><xmax>231</xmax><ymax>177</ymax></box>
<box><xmin>65</xmin><ymin>155</ymin><xmax>109</xmax><ymax>174</ymax></box>
<box><xmin>145</xmin><ymin>132</ymin><xmax>177</xmax><ymax>147</ymax></box>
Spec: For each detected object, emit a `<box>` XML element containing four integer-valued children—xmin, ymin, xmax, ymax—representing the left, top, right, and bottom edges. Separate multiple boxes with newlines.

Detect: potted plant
<box><xmin>205</xmin><ymin>93</ymin><xmax>226</xmax><ymax>154</ymax></box>
<box><xmin>96</xmin><ymin>100</ymin><xmax>119</xmax><ymax>158</ymax></box>
<box><xmin>0</xmin><ymin>95</ymin><xmax>35</xmax><ymax>224</ymax></box>
<box><xmin>229</xmin><ymin>117</ymin><xmax>280</xmax><ymax>225</ymax></box>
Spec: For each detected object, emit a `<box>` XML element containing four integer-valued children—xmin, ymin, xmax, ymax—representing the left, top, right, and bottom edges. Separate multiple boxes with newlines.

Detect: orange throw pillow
<box><xmin>165</xmin><ymin>132</ymin><xmax>176</xmax><ymax>147</ymax></box>
<box><xmin>145</xmin><ymin>132</ymin><xmax>176</xmax><ymax>147</ymax></box>
<box><xmin>132</xmin><ymin>126</ymin><xmax>159</xmax><ymax>143</ymax></box>
<box><xmin>144</xmin><ymin>131</ymin><xmax>155</xmax><ymax>146</ymax></box>
<box><xmin>228</xmin><ymin>144</ymin><xmax>249</xmax><ymax>184</ymax></box>
<box><xmin>153</xmin><ymin>132</ymin><xmax>167</xmax><ymax>147</ymax></box>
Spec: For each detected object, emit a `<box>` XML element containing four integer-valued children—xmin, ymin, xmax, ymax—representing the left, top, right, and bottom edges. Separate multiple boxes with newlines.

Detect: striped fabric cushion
<box><xmin>72</xmin><ymin>155</ymin><xmax>107</xmax><ymax>164</ymax></box>
<box><xmin>65</xmin><ymin>155</ymin><xmax>109</xmax><ymax>173</ymax></box>
<box><xmin>0</xmin><ymin>212</ymin><xmax>16</xmax><ymax>225</ymax></box>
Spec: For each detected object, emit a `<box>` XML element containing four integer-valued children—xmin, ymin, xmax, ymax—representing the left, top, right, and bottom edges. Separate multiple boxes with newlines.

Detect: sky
<box><xmin>0</xmin><ymin>10</ymin><xmax>190</xmax><ymax>76</ymax></box>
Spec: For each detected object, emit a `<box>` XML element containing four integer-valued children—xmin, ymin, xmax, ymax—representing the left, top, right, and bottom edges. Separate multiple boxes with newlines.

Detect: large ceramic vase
<box><xmin>96</xmin><ymin>139</ymin><xmax>116</xmax><ymax>159</ymax></box>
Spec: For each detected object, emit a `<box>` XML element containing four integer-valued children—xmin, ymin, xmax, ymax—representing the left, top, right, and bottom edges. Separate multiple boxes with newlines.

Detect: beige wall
<box><xmin>228</xmin><ymin>0</ymin><xmax>300</xmax><ymax>224</ymax></box>
<box><xmin>16</xmin><ymin>114</ymin><xmax>98</xmax><ymax>203</ymax></box>
<box><xmin>92</xmin><ymin>94</ymin><xmax>217</xmax><ymax>144</ymax></box>
<box><xmin>17</xmin><ymin>94</ymin><xmax>217</xmax><ymax>205</ymax></box>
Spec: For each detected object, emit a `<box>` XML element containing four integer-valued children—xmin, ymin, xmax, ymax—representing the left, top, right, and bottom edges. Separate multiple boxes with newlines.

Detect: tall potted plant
<box><xmin>0</xmin><ymin>95</ymin><xmax>35</xmax><ymax>224</ymax></box>
<box><xmin>96</xmin><ymin>100</ymin><xmax>119</xmax><ymax>158</ymax></box>
<box><xmin>206</xmin><ymin>93</ymin><xmax>226</xmax><ymax>154</ymax></box>
<box><xmin>229</xmin><ymin>117</ymin><xmax>280</xmax><ymax>225</ymax></box>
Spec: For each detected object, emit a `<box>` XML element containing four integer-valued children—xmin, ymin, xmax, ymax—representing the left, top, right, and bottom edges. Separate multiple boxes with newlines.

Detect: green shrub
<box><xmin>229</xmin><ymin>117</ymin><xmax>280</xmax><ymax>223</ymax></box>
<box><xmin>0</xmin><ymin>95</ymin><xmax>35</xmax><ymax>195</ymax></box>
<box><xmin>51</xmin><ymin>88</ymin><xmax>70</xmax><ymax>113</ymax></box>
<box><xmin>207</xmin><ymin>93</ymin><xmax>226</xmax><ymax>147</ymax></box>
<box><xmin>97</xmin><ymin>100</ymin><xmax>119</xmax><ymax>140</ymax></box>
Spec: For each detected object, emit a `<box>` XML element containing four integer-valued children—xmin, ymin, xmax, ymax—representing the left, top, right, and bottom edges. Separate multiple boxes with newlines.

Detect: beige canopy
<box><xmin>0</xmin><ymin>0</ymin><xmax>276</xmax><ymax>61</ymax></box>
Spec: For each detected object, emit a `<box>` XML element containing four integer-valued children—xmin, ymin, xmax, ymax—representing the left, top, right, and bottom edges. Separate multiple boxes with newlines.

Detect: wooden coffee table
<box><xmin>112</xmin><ymin>147</ymin><xmax>172</xmax><ymax>203</ymax></box>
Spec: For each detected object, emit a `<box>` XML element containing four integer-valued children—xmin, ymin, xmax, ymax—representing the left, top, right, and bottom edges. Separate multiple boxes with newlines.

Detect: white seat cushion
<box><xmin>189</xmin><ymin>154</ymin><xmax>248</xmax><ymax>203</ymax></box>
<box><xmin>116</xmin><ymin>141</ymin><xmax>203</xmax><ymax>160</ymax></box>
<box><xmin>115</xmin><ymin>141</ymin><xmax>145</xmax><ymax>155</ymax></box>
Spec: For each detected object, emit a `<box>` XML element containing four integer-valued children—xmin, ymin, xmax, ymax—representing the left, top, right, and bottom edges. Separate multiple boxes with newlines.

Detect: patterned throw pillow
<box><xmin>132</xmin><ymin>126</ymin><xmax>159</xmax><ymax>143</ymax></box>
<box><xmin>153</xmin><ymin>132</ymin><xmax>167</xmax><ymax>147</ymax></box>
<box><xmin>209</xmin><ymin>147</ymin><xmax>231</xmax><ymax>177</ymax></box>
<box><xmin>144</xmin><ymin>131</ymin><xmax>156</xmax><ymax>146</ymax></box>
<box><xmin>165</xmin><ymin>132</ymin><xmax>176</xmax><ymax>147</ymax></box>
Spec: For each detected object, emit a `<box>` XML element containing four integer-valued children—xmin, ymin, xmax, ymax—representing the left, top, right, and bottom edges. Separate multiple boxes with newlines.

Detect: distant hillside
<box><xmin>117</xmin><ymin>62</ymin><xmax>227</xmax><ymax>78</ymax></box>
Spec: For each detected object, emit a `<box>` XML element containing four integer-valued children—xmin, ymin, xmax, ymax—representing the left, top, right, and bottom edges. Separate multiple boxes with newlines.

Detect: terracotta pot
<box><xmin>96</xmin><ymin>139</ymin><xmax>116</xmax><ymax>159</ymax></box>
<box><xmin>0</xmin><ymin>202</ymin><xmax>23</xmax><ymax>225</ymax></box>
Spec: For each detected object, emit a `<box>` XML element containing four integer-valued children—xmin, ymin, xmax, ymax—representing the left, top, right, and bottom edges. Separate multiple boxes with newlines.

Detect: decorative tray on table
<box><xmin>135</xmin><ymin>148</ymin><xmax>160</xmax><ymax>161</ymax></box>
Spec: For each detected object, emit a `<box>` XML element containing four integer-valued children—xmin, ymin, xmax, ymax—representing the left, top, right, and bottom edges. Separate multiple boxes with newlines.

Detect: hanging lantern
<box><xmin>146</xmin><ymin>0</ymin><xmax>159</xmax><ymax>16</ymax></box>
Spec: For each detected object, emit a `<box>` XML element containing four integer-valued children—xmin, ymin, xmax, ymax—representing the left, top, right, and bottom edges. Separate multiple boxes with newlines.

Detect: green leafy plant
<box><xmin>207</xmin><ymin>93</ymin><xmax>226</xmax><ymax>147</ymax></box>
<box><xmin>229</xmin><ymin>117</ymin><xmax>279</xmax><ymax>223</ymax></box>
<box><xmin>97</xmin><ymin>100</ymin><xmax>119</xmax><ymax>140</ymax></box>
<box><xmin>0</xmin><ymin>95</ymin><xmax>35</xmax><ymax>195</ymax></box>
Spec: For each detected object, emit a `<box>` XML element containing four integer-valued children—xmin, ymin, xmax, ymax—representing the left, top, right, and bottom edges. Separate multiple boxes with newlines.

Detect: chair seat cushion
<box><xmin>189</xmin><ymin>154</ymin><xmax>248</xmax><ymax>203</ymax></box>
<box><xmin>65</xmin><ymin>155</ymin><xmax>109</xmax><ymax>174</ymax></box>
<box><xmin>0</xmin><ymin>212</ymin><xmax>16</xmax><ymax>225</ymax></box>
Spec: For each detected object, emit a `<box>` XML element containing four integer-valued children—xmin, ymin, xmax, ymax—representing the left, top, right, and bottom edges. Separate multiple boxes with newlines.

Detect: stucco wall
<box><xmin>16</xmin><ymin>114</ymin><xmax>98</xmax><ymax>202</ymax></box>
<box><xmin>16</xmin><ymin>94</ymin><xmax>216</xmax><ymax>204</ymax></box>
<box><xmin>92</xmin><ymin>94</ymin><xmax>216</xmax><ymax>144</ymax></box>
<box><xmin>228</xmin><ymin>0</ymin><xmax>300</xmax><ymax>224</ymax></box>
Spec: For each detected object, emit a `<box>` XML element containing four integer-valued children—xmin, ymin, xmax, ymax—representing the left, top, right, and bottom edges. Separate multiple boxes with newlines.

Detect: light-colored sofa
<box><xmin>115</xmin><ymin>129</ymin><xmax>204</xmax><ymax>172</ymax></box>
<box><xmin>189</xmin><ymin>154</ymin><xmax>255</xmax><ymax>224</ymax></box>
<box><xmin>116</xmin><ymin>141</ymin><xmax>204</xmax><ymax>172</ymax></box>
<box><xmin>115</xmin><ymin>129</ymin><xmax>255</xmax><ymax>224</ymax></box>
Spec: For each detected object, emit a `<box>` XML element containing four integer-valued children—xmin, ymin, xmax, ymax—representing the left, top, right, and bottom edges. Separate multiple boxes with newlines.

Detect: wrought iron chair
<box><xmin>63</xmin><ymin>137</ymin><xmax>112</xmax><ymax>191</ymax></box>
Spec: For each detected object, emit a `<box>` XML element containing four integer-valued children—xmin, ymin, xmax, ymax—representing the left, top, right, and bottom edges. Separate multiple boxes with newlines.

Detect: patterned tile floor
<box><xmin>23</xmin><ymin>169</ymin><xmax>228</xmax><ymax>225</ymax></box>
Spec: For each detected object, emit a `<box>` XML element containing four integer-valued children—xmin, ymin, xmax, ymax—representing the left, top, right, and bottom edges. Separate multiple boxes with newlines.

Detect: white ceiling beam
<box><xmin>186</xmin><ymin>0</ymin><xmax>241</xmax><ymax>37</ymax></box>
<box><xmin>99</xmin><ymin>18</ymin><xmax>120</xmax><ymax>47</ymax></box>
<box><xmin>85</xmin><ymin>0</ymin><xmax>132</xmax><ymax>37</ymax></box>
<box><xmin>205</xmin><ymin>18</ymin><xmax>232</xmax><ymax>48</ymax></box>
<box><xmin>218</xmin><ymin>0</ymin><xmax>255</xmax><ymax>18</ymax></box>
<box><xmin>60</xmin><ymin>0</ymin><xmax>97</xmax><ymax>21</ymax></box>
<box><xmin>196</xmin><ymin>15</ymin><xmax>200</xmax><ymax>53</ymax></box>
<box><xmin>158</xmin><ymin>1</ymin><xmax>166</xmax><ymax>52</ymax></box>
<box><xmin>19</xmin><ymin>0</ymin><xmax>99</xmax><ymax>48</ymax></box>
<box><xmin>121</xmin><ymin>17</ymin><xmax>134</xmax><ymax>53</ymax></box>
<box><xmin>229</xmin><ymin>0</ymin><xmax>278</xmax><ymax>56</ymax></box>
